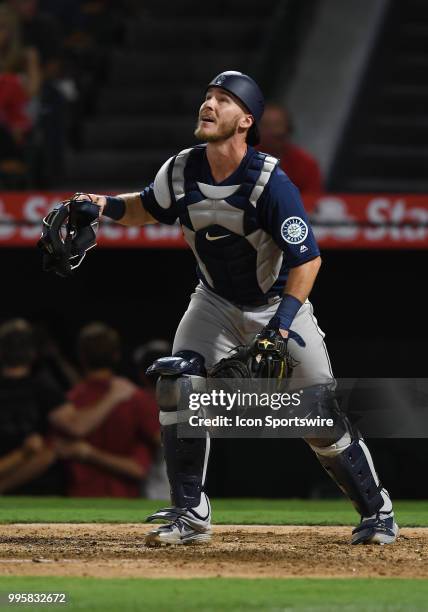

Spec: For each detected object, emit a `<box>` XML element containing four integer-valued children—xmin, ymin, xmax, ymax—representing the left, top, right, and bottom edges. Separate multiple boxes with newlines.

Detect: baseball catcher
<box><xmin>40</xmin><ymin>70</ymin><xmax>398</xmax><ymax>547</ymax></box>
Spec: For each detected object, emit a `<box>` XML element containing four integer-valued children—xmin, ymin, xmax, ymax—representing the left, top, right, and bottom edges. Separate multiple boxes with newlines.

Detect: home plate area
<box><xmin>0</xmin><ymin>524</ymin><xmax>427</xmax><ymax>579</ymax></box>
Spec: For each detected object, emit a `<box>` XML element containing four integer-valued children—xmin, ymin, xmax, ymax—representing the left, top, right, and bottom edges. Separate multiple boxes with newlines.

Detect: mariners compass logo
<box><xmin>214</xmin><ymin>75</ymin><xmax>227</xmax><ymax>85</ymax></box>
<box><xmin>281</xmin><ymin>216</ymin><xmax>308</xmax><ymax>244</ymax></box>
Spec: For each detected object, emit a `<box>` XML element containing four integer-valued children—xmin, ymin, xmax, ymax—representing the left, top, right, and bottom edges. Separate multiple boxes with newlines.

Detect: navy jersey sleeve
<box><xmin>258</xmin><ymin>167</ymin><xmax>320</xmax><ymax>267</ymax></box>
<box><xmin>139</xmin><ymin>156</ymin><xmax>179</xmax><ymax>225</ymax></box>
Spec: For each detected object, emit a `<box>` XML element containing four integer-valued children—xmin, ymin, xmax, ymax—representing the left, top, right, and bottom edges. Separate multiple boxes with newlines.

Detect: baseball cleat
<box><xmin>145</xmin><ymin>493</ymin><xmax>211</xmax><ymax>547</ymax></box>
<box><xmin>351</xmin><ymin>511</ymin><xmax>399</xmax><ymax>545</ymax></box>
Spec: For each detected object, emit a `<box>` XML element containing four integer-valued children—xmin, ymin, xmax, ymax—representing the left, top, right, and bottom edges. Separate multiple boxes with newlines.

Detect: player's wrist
<box><xmin>103</xmin><ymin>196</ymin><xmax>126</xmax><ymax>220</ymax></box>
<box><xmin>269</xmin><ymin>294</ymin><xmax>303</xmax><ymax>331</ymax></box>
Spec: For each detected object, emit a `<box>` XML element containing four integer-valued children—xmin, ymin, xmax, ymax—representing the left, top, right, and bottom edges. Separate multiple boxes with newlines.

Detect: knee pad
<box><xmin>147</xmin><ymin>350</ymin><xmax>206</xmax><ymax>424</ymax></box>
<box><xmin>146</xmin><ymin>350</ymin><xmax>206</xmax><ymax>378</ymax></box>
<box><xmin>301</xmin><ymin>383</ymin><xmax>341</xmax><ymax>418</ymax></box>
<box><xmin>303</xmin><ymin>384</ymin><xmax>350</xmax><ymax>447</ymax></box>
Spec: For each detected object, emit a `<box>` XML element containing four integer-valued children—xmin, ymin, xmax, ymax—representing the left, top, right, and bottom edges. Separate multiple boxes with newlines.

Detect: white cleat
<box><xmin>145</xmin><ymin>493</ymin><xmax>211</xmax><ymax>547</ymax></box>
<box><xmin>352</xmin><ymin>511</ymin><xmax>399</xmax><ymax>545</ymax></box>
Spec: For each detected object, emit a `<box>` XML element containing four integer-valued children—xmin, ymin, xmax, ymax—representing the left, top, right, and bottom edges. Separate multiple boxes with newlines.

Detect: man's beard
<box><xmin>194</xmin><ymin>117</ymin><xmax>239</xmax><ymax>142</ymax></box>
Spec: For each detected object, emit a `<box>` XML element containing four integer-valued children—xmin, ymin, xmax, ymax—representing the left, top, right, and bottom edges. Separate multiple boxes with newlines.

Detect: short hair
<box><xmin>0</xmin><ymin>318</ymin><xmax>35</xmax><ymax>367</ymax></box>
<box><xmin>78</xmin><ymin>322</ymin><xmax>121</xmax><ymax>371</ymax></box>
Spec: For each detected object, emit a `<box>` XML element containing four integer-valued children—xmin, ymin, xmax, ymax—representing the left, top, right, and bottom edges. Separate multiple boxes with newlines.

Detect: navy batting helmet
<box><xmin>206</xmin><ymin>71</ymin><xmax>265</xmax><ymax>145</ymax></box>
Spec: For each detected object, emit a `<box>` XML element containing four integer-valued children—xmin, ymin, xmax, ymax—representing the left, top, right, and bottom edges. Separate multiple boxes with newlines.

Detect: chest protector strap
<box><xmin>169</xmin><ymin>145</ymin><xmax>279</xmax><ymax>206</ymax></box>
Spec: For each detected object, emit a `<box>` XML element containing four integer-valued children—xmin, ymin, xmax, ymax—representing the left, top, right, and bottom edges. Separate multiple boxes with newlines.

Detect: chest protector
<box><xmin>169</xmin><ymin>145</ymin><xmax>281</xmax><ymax>305</ymax></box>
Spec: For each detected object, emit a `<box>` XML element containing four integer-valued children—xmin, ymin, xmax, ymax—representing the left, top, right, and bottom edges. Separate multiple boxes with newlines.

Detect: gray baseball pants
<box><xmin>167</xmin><ymin>283</ymin><xmax>392</xmax><ymax>521</ymax></box>
<box><xmin>173</xmin><ymin>282</ymin><xmax>334</xmax><ymax>387</ymax></box>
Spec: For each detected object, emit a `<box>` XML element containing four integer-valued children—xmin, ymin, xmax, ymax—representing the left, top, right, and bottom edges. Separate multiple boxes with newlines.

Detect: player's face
<box><xmin>194</xmin><ymin>87</ymin><xmax>252</xmax><ymax>143</ymax></box>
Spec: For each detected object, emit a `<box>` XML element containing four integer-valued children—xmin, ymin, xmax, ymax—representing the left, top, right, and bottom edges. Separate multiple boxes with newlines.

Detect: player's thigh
<box><xmin>173</xmin><ymin>285</ymin><xmax>244</xmax><ymax>369</ymax></box>
<box><xmin>288</xmin><ymin>301</ymin><xmax>334</xmax><ymax>386</ymax></box>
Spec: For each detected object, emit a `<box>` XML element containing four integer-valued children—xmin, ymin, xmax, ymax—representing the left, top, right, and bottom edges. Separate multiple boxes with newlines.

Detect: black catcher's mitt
<box><xmin>37</xmin><ymin>193</ymin><xmax>99</xmax><ymax>277</ymax></box>
<box><xmin>209</xmin><ymin>328</ymin><xmax>297</xmax><ymax>382</ymax></box>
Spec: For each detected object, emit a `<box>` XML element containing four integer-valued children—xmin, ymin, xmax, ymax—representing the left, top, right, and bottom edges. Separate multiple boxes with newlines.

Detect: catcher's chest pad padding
<box><xmin>169</xmin><ymin>146</ymin><xmax>282</xmax><ymax>302</ymax></box>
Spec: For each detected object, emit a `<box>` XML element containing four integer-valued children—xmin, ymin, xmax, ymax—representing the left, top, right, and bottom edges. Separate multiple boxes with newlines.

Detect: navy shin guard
<box><xmin>162</xmin><ymin>426</ymin><xmax>209</xmax><ymax>507</ymax></box>
<box><xmin>315</xmin><ymin>438</ymin><xmax>384</xmax><ymax>516</ymax></box>
<box><xmin>147</xmin><ymin>350</ymin><xmax>209</xmax><ymax>508</ymax></box>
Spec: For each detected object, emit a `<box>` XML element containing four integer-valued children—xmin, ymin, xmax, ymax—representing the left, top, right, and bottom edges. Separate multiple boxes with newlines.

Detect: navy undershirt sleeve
<box><xmin>257</xmin><ymin>168</ymin><xmax>320</xmax><ymax>267</ymax></box>
<box><xmin>139</xmin><ymin>183</ymin><xmax>179</xmax><ymax>225</ymax></box>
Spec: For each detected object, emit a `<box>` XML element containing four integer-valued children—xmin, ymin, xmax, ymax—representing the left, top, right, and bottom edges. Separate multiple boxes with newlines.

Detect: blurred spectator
<box><xmin>0</xmin><ymin>317</ymin><xmax>137</xmax><ymax>494</ymax></box>
<box><xmin>0</xmin><ymin>3</ymin><xmax>41</xmax><ymax>187</ymax></box>
<box><xmin>7</xmin><ymin>0</ymin><xmax>61</xmax><ymax>65</ymax></box>
<box><xmin>2</xmin><ymin>0</ymin><xmax>130</xmax><ymax>186</ymax></box>
<box><xmin>74</xmin><ymin>1</ymin><xmax>126</xmax><ymax>47</ymax></box>
<box><xmin>7</xmin><ymin>0</ymin><xmax>72</xmax><ymax>186</ymax></box>
<box><xmin>259</xmin><ymin>103</ymin><xmax>323</xmax><ymax>193</ymax></box>
<box><xmin>31</xmin><ymin>0</ymin><xmax>128</xmax><ymax>154</ymax></box>
<box><xmin>134</xmin><ymin>339</ymin><xmax>171</xmax><ymax>500</ymax></box>
<box><xmin>32</xmin><ymin>323</ymin><xmax>80</xmax><ymax>392</ymax></box>
<box><xmin>60</xmin><ymin>0</ymin><xmax>125</xmax><ymax>125</ymax></box>
<box><xmin>0</xmin><ymin>318</ymin><xmax>62</xmax><ymax>494</ymax></box>
<box><xmin>56</xmin><ymin>323</ymin><xmax>160</xmax><ymax>497</ymax></box>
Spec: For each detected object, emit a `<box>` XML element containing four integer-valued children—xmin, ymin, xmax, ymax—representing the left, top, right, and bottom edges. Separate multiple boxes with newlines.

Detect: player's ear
<box><xmin>239</xmin><ymin>114</ymin><xmax>254</xmax><ymax>130</ymax></box>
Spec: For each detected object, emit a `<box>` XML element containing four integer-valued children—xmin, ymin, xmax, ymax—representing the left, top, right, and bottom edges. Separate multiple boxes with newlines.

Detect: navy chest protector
<box><xmin>172</xmin><ymin>146</ymin><xmax>280</xmax><ymax>304</ymax></box>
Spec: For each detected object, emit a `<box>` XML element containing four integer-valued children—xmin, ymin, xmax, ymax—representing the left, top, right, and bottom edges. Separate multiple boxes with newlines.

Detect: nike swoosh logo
<box><xmin>205</xmin><ymin>232</ymin><xmax>231</xmax><ymax>241</ymax></box>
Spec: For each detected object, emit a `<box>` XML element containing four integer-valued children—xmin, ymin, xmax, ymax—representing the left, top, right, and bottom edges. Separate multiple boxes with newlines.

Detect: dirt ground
<box><xmin>0</xmin><ymin>524</ymin><xmax>427</xmax><ymax>579</ymax></box>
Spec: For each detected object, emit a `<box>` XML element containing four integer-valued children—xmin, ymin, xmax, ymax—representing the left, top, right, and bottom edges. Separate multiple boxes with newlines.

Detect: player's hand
<box><xmin>68</xmin><ymin>193</ymin><xmax>104</xmax><ymax>230</ymax></box>
<box><xmin>73</xmin><ymin>193</ymin><xmax>107</xmax><ymax>215</ymax></box>
<box><xmin>108</xmin><ymin>377</ymin><xmax>137</xmax><ymax>404</ymax></box>
<box><xmin>286</xmin><ymin>329</ymin><xmax>306</xmax><ymax>347</ymax></box>
<box><xmin>263</xmin><ymin>325</ymin><xmax>306</xmax><ymax>348</ymax></box>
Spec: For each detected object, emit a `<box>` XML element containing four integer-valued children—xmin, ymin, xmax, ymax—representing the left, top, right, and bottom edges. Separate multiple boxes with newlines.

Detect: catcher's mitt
<box><xmin>37</xmin><ymin>193</ymin><xmax>99</xmax><ymax>277</ymax></box>
<box><xmin>209</xmin><ymin>328</ymin><xmax>297</xmax><ymax>382</ymax></box>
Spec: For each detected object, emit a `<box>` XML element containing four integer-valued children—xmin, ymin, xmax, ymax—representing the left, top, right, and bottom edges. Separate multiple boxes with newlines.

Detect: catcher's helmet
<box><xmin>206</xmin><ymin>71</ymin><xmax>264</xmax><ymax>145</ymax></box>
<box><xmin>37</xmin><ymin>194</ymin><xmax>99</xmax><ymax>277</ymax></box>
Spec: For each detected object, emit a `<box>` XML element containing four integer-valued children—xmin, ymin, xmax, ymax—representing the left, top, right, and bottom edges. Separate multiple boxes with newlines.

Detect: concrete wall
<box><xmin>277</xmin><ymin>0</ymin><xmax>388</xmax><ymax>178</ymax></box>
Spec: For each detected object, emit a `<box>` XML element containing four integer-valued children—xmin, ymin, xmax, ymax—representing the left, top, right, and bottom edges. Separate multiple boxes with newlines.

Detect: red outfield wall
<box><xmin>1</xmin><ymin>192</ymin><xmax>428</xmax><ymax>249</ymax></box>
